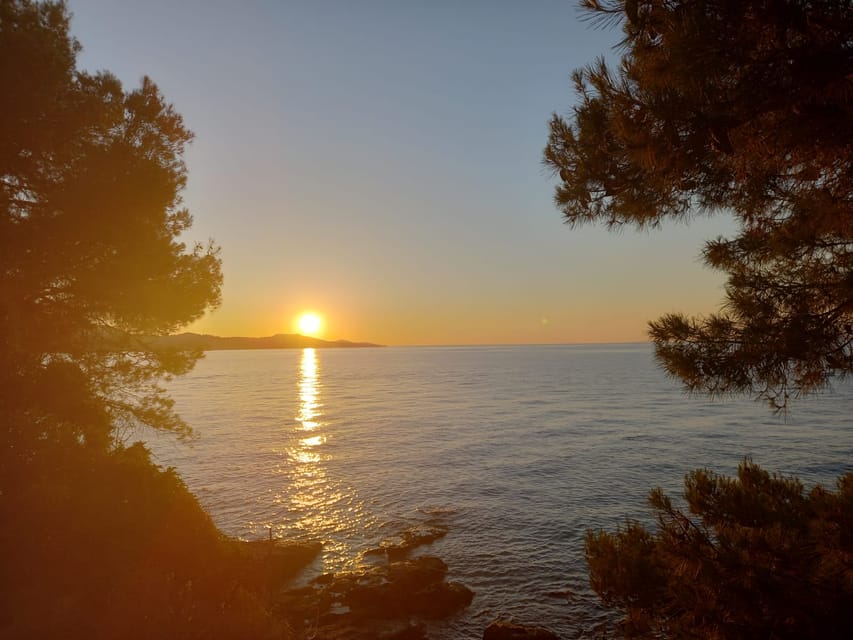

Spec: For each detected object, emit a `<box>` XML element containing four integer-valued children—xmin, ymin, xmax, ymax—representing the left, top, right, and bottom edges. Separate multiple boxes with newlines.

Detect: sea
<box><xmin>149</xmin><ymin>344</ymin><xmax>853</xmax><ymax>638</ymax></box>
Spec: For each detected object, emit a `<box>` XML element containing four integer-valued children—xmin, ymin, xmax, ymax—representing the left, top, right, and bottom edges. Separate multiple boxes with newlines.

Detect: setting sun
<box><xmin>297</xmin><ymin>312</ymin><xmax>323</xmax><ymax>336</ymax></box>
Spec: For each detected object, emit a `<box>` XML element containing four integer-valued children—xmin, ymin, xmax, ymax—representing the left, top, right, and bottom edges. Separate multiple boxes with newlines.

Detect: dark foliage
<box><xmin>546</xmin><ymin>4</ymin><xmax>853</xmax><ymax>637</ymax></box>
<box><xmin>0</xmin><ymin>0</ymin><xmax>222</xmax><ymax>462</ymax></box>
<box><xmin>0</xmin><ymin>441</ymin><xmax>289</xmax><ymax>639</ymax></box>
<box><xmin>0</xmin><ymin>3</ymin><xmax>293</xmax><ymax>638</ymax></box>
<box><xmin>586</xmin><ymin>461</ymin><xmax>853</xmax><ymax>639</ymax></box>
<box><xmin>545</xmin><ymin>0</ymin><xmax>853</xmax><ymax>408</ymax></box>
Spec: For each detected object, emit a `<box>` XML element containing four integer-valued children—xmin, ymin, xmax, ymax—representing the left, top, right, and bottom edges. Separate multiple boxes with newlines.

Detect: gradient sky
<box><xmin>70</xmin><ymin>0</ymin><xmax>734</xmax><ymax>345</ymax></box>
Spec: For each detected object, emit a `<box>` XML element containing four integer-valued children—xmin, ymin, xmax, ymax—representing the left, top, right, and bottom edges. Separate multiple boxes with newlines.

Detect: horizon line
<box><xmin>177</xmin><ymin>330</ymin><xmax>651</xmax><ymax>349</ymax></box>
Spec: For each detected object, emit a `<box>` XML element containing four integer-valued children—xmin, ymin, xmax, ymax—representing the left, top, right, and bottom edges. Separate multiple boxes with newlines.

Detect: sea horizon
<box><xmin>154</xmin><ymin>344</ymin><xmax>853</xmax><ymax>638</ymax></box>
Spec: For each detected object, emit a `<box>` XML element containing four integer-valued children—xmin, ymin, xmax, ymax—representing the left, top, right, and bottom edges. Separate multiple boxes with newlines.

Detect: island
<box><xmin>144</xmin><ymin>332</ymin><xmax>383</xmax><ymax>351</ymax></box>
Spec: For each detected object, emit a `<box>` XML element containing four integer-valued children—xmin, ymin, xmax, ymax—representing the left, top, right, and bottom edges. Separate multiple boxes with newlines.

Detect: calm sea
<box><xmin>151</xmin><ymin>344</ymin><xmax>853</xmax><ymax>638</ymax></box>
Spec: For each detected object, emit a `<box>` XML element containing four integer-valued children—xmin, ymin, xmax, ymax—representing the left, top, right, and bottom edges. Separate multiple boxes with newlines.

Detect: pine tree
<box><xmin>0</xmin><ymin>5</ymin><xmax>276</xmax><ymax>636</ymax></box>
<box><xmin>0</xmin><ymin>0</ymin><xmax>222</xmax><ymax>462</ymax></box>
<box><xmin>546</xmin><ymin>3</ymin><xmax>853</xmax><ymax>636</ymax></box>
<box><xmin>585</xmin><ymin>461</ymin><xmax>853</xmax><ymax>639</ymax></box>
<box><xmin>544</xmin><ymin>0</ymin><xmax>853</xmax><ymax>409</ymax></box>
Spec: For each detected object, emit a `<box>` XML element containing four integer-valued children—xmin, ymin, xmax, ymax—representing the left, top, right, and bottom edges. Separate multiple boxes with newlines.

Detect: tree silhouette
<box><xmin>1</xmin><ymin>0</ymin><xmax>222</xmax><ymax>463</ymax></box>
<box><xmin>585</xmin><ymin>461</ymin><xmax>853</xmax><ymax>639</ymax></box>
<box><xmin>545</xmin><ymin>0</ymin><xmax>853</xmax><ymax>409</ymax></box>
<box><xmin>0</xmin><ymin>5</ymin><xmax>289</xmax><ymax>637</ymax></box>
<box><xmin>546</xmin><ymin>2</ymin><xmax>853</xmax><ymax>636</ymax></box>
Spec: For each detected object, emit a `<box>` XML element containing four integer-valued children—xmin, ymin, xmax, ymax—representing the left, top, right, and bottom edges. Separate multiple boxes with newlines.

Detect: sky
<box><xmin>70</xmin><ymin>0</ymin><xmax>734</xmax><ymax>346</ymax></box>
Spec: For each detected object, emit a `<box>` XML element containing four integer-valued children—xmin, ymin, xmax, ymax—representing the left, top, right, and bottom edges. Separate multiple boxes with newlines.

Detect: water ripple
<box><xmin>153</xmin><ymin>345</ymin><xmax>853</xmax><ymax>638</ymax></box>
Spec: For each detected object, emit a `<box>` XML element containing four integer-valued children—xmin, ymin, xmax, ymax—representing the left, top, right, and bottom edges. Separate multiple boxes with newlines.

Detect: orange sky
<box><xmin>72</xmin><ymin>1</ymin><xmax>732</xmax><ymax>346</ymax></box>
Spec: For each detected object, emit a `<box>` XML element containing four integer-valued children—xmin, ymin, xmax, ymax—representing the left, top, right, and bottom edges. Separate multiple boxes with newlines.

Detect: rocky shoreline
<box><xmin>263</xmin><ymin>524</ymin><xmax>561</xmax><ymax>640</ymax></box>
<box><xmin>277</xmin><ymin>554</ymin><xmax>472</xmax><ymax>640</ymax></box>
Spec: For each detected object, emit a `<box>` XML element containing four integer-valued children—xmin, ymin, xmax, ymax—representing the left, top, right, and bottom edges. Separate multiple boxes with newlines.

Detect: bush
<box><xmin>0</xmin><ymin>441</ymin><xmax>287</xmax><ymax>640</ymax></box>
<box><xmin>586</xmin><ymin>461</ymin><xmax>853</xmax><ymax>639</ymax></box>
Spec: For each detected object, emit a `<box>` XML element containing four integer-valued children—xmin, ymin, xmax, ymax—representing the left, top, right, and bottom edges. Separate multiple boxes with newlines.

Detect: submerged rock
<box><xmin>483</xmin><ymin>620</ymin><xmax>561</xmax><ymax>640</ymax></box>
<box><xmin>364</xmin><ymin>524</ymin><xmax>448</xmax><ymax>561</ymax></box>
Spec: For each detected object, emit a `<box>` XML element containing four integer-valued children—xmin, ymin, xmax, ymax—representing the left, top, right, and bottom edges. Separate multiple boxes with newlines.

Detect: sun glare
<box><xmin>297</xmin><ymin>312</ymin><xmax>323</xmax><ymax>336</ymax></box>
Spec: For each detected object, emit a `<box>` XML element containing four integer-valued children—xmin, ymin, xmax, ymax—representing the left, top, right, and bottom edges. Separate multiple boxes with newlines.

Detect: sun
<box><xmin>297</xmin><ymin>312</ymin><xmax>323</xmax><ymax>336</ymax></box>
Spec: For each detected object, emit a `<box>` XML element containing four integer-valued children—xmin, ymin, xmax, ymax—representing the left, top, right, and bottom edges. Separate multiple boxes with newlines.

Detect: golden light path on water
<box><xmin>279</xmin><ymin>347</ymin><xmax>369</xmax><ymax>567</ymax></box>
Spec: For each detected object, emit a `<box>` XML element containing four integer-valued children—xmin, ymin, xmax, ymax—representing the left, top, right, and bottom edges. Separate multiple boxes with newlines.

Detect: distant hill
<box><xmin>144</xmin><ymin>333</ymin><xmax>382</xmax><ymax>351</ymax></box>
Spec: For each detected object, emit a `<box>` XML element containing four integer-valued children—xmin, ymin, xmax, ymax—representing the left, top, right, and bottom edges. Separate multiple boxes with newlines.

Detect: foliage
<box><xmin>545</xmin><ymin>6</ymin><xmax>853</xmax><ymax>637</ymax></box>
<box><xmin>544</xmin><ymin>0</ymin><xmax>853</xmax><ymax>409</ymax></box>
<box><xmin>0</xmin><ymin>441</ymin><xmax>289</xmax><ymax>639</ymax></box>
<box><xmin>0</xmin><ymin>0</ymin><xmax>222</xmax><ymax>460</ymax></box>
<box><xmin>586</xmin><ymin>461</ymin><xmax>853</xmax><ymax>639</ymax></box>
<box><xmin>0</xmin><ymin>3</ymin><xmax>282</xmax><ymax>637</ymax></box>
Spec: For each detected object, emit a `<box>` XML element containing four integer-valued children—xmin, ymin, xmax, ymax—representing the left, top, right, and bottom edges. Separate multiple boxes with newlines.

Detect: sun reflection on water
<box><xmin>278</xmin><ymin>348</ymin><xmax>369</xmax><ymax>567</ymax></box>
<box><xmin>297</xmin><ymin>348</ymin><xmax>320</xmax><ymax>431</ymax></box>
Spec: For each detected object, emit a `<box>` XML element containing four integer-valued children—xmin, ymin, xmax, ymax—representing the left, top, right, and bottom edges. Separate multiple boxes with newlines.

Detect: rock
<box><xmin>264</xmin><ymin>541</ymin><xmax>323</xmax><ymax>580</ymax></box>
<box><xmin>314</xmin><ymin>572</ymin><xmax>336</xmax><ymax>585</ymax></box>
<box><xmin>342</xmin><ymin>556</ymin><xmax>472</xmax><ymax>618</ymax></box>
<box><xmin>230</xmin><ymin>539</ymin><xmax>322</xmax><ymax>590</ymax></box>
<box><xmin>399</xmin><ymin>524</ymin><xmax>448</xmax><ymax>549</ymax></box>
<box><xmin>483</xmin><ymin>620</ymin><xmax>561</xmax><ymax>640</ymax></box>
<box><xmin>385</xmin><ymin>555</ymin><xmax>448</xmax><ymax>589</ymax></box>
<box><xmin>413</xmin><ymin>580</ymin><xmax>474</xmax><ymax>618</ymax></box>
<box><xmin>278</xmin><ymin>553</ymin><xmax>474</xmax><ymax>639</ymax></box>
<box><xmin>364</xmin><ymin>524</ymin><xmax>448</xmax><ymax>561</ymax></box>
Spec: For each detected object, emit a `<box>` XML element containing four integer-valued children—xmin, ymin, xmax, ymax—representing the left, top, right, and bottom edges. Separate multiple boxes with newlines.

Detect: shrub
<box><xmin>586</xmin><ymin>461</ymin><xmax>853</xmax><ymax>639</ymax></box>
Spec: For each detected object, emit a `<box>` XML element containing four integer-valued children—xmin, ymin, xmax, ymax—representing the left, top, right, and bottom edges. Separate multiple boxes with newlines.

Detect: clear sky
<box><xmin>69</xmin><ymin>0</ymin><xmax>733</xmax><ymax>345</ymax></box>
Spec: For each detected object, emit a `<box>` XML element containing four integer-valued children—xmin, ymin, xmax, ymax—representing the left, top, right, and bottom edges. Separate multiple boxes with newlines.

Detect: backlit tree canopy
<box><xmin>585</xmin><ymin>461</ymin><xmax>853</xmax><ymax>639</ymax></box>
<box><xmin>0</xmin><ymin>0</ymin><xmax>222</xmax><ymax>455</ymax></box>
<box><xmin>544</xmin><ymin>0</ymin><xmax>853</xmax><ymax>408</ymax></box>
